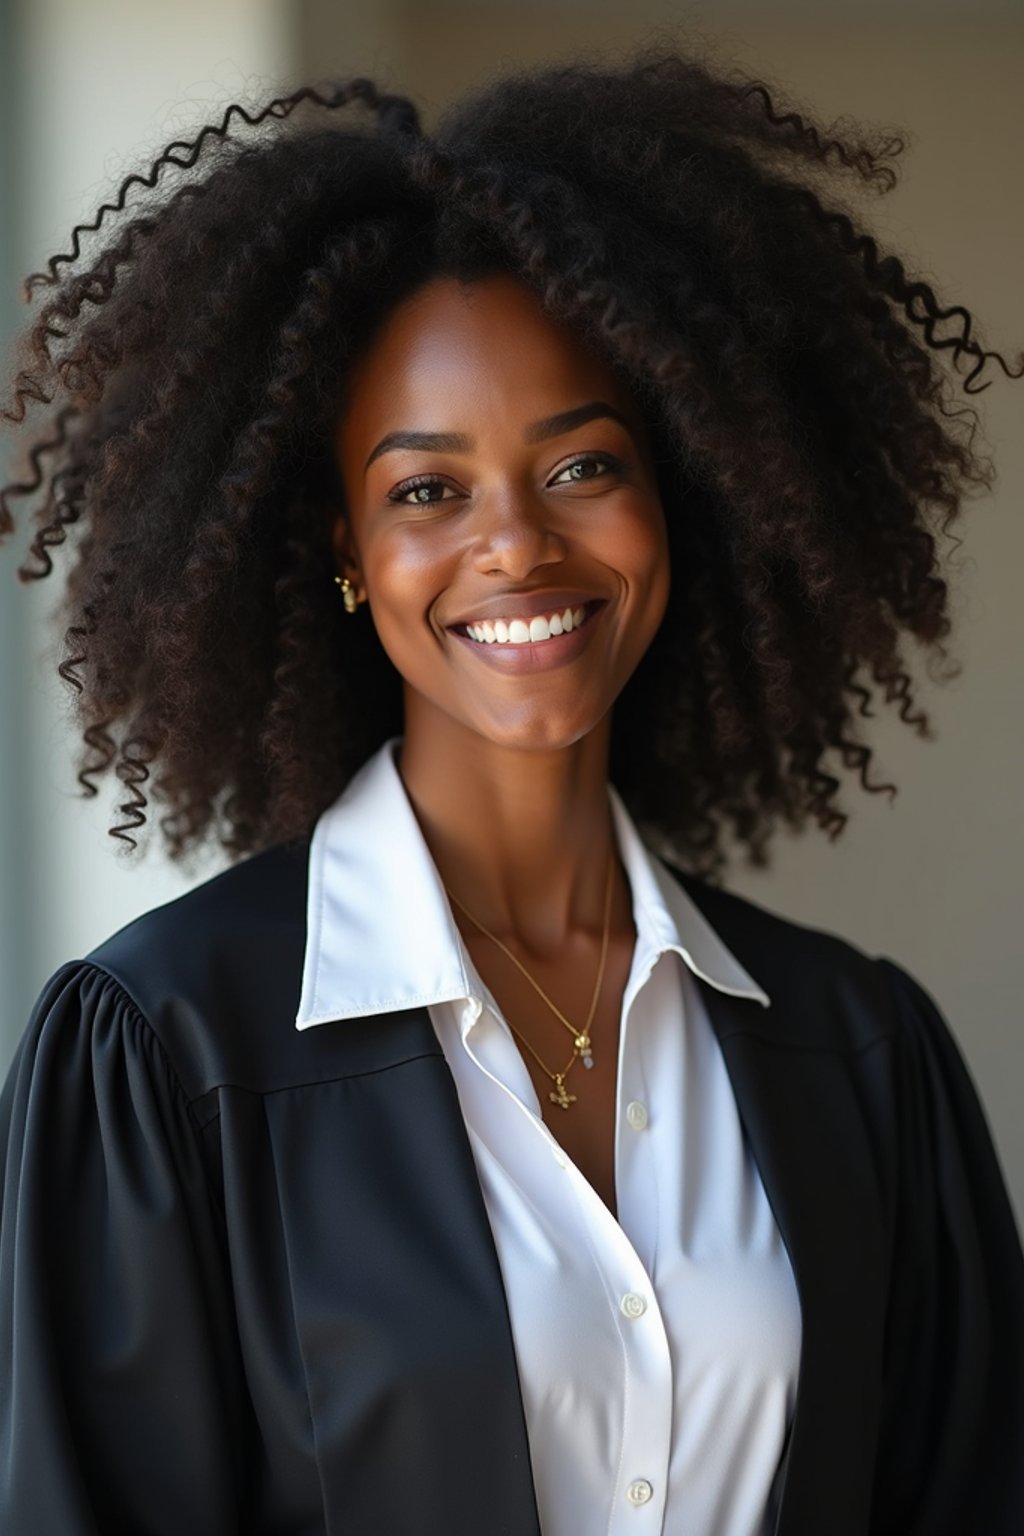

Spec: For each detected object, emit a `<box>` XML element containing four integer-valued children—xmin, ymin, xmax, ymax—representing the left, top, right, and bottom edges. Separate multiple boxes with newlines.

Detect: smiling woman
<box><xmin>333</xmin><ymin>272</ymin><xmax>669</xmax><ymax>738</ymax></box>
<box><xmin>1</xmin><ymin>39</ymin><xmax>1023</xmax><ymax>1536</ymax></box>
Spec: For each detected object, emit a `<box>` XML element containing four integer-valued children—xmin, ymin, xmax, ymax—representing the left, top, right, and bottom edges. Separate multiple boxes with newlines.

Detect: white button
<box><xmin>626</xmin><ymin>1479</ymin><xmax>653</xmax><ymax>1505</ymax></box>
<box><xmin>620</xmin><ymin>1291</ymin><xmax>647</xmax><ymax>1319</ymax></box>
<box><xmin>626</xmin><ymin>1100</ymin><xmax>648</xmax><ymax>1130</ymax></box>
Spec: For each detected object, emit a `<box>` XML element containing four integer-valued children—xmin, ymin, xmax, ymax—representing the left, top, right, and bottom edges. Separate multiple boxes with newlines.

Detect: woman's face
<box><xmin>332</xmin><ymin>271</ymin><xmax>670</xmax><ymax>754</ymax></box>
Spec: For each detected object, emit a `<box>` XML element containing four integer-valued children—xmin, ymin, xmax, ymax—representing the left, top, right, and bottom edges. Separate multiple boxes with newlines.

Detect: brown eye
<box><xmin>550</xmin><ymin>453</ymin><xmax>619</xmax><ymax>485</ymax></box>
<box><xmin>387</xmin><ymin>475</ymin><xmax>455</xmax><ymax>505</ymax></box>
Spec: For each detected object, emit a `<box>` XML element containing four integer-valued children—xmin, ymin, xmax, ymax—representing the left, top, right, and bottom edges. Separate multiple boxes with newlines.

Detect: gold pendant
<box><xmin>549</xmin><ymin>1075</ymin><xmax>576</xmax><ymax>1110</ymax></box>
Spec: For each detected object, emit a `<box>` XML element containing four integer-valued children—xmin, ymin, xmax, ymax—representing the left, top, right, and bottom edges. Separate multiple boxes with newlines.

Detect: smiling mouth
<box><xmin>449</xmin><ymin>598</ymin><xmax>605</xmax><ymax>647</ymax></box>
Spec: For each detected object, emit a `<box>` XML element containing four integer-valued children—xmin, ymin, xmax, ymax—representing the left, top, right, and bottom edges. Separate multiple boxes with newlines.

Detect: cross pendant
<box><xmin>549</xmin><ymin>1076</ymin><xmax>576</xmax><ymax>1110</ymax></box>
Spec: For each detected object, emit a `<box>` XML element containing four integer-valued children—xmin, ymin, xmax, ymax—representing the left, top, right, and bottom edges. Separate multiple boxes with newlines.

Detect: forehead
<box><xmin>337</xmin><ymin>273</ymin><xmax>630</xmax><ymax>443</ymax></box>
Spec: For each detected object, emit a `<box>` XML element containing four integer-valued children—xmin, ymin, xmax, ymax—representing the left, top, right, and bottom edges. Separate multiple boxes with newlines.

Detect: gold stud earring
<box><xmin>334</xmin><ymin>574</ymin><xmax>359</xmax><ymax>614</ymax></box>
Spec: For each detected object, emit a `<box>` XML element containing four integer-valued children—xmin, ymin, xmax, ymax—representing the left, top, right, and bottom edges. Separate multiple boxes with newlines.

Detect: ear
<box><xmin>330</xmin><ymin>510</ymin><xmax>362</xmax><ymax>587</ymax></box>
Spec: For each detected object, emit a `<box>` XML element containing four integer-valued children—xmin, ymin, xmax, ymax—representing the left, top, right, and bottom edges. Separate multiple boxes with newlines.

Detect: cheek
<box><xmin>362</xmin><ymin>531</ymin><xmax>450</xmax><ymax>656</ymax></box>
<box><xmin>613</xmin><ymin>498</ymin><xmax>670</xmax><ymax>602</ymax></box>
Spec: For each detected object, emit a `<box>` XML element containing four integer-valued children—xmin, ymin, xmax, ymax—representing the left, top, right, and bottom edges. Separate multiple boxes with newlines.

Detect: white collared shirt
<box><xmin>296</xmin><ymin>737</ymin><xmax>802</xmax><ymax>1536</ymax></box>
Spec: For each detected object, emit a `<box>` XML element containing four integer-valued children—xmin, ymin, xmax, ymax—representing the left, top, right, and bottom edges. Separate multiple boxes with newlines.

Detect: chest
<box><xmin>425</xmin><ymin>957</ymin><xmax>806</xmax><ymax>1535</ymax></box>
<box><xmin>461</xmin><ymin>930</ymin><xmax>637</xmax><ymax>1219</ymax></box>
<box><xmin>197</xmin><ymin>977</ymin><xmax>899</xmax><ymax>1536</ymax></box>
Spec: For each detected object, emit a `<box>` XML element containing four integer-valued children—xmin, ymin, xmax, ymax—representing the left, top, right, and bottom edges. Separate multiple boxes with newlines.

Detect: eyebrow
<box><xmin>363</xmin><ymin>400</ymin><xmax>634</xmax><ymax>474</ymax></box>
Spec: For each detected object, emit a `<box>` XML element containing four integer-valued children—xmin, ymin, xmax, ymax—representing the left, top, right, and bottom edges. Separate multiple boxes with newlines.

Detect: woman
<box><xmin>1</xmin><ymin>43</ymin><xmax>1022</xmax><ymax>1536</ymax></box>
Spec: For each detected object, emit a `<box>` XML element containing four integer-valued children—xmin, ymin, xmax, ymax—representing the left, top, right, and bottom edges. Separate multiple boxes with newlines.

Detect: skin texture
<box><xmin>332</xmin><ymin>273</ymin><xmax>671</xmax><ymax>1207</ymax></box>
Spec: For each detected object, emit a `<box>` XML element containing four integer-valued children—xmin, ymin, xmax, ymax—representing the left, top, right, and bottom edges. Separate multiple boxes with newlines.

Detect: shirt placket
<box><xmin>571</xmin><ymin>953</ymin><xmax>672</xmax><ymax>1535</ymax></box>
<box><xmin>459</xmin><ymin>956</ymin><xmax>674</xmax><ymax>1536</ymax></box>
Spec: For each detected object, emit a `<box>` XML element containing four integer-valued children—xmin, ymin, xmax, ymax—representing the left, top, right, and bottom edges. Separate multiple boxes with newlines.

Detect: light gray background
<box><xmin>2</xmin><ymin>0</ymin><xmax>1021</xmax><ymax>1228</ymax></box>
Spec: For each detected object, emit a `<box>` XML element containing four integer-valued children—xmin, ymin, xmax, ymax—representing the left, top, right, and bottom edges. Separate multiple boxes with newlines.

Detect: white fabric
<box><xmin>296</xmin><ymin>737</ymin><xmax>802</xmax><ymax>1536</ymax></box>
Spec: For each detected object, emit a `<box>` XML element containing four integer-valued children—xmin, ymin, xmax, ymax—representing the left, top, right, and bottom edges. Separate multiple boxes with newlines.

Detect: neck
<box><xmin>396</xmin><ymin>708</ymin><xmax>625</xmax><ymax>960</ymax></box>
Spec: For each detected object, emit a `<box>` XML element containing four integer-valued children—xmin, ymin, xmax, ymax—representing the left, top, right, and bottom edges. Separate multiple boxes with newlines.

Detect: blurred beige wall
<box><xmin>3</xmin><ymin>1</ymin><xmax>1021</xmax><ymax>1225</ymax></box>
<box><xmin>300</xmin><ymin>2</ymin><xmax>1024</xmax><ymax>1219</ymax></box>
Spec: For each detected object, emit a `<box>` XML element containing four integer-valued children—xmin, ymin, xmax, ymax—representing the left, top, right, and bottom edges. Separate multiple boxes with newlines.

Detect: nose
<box><xmin>469</xmin><ymin>486</ymin><xmax>568</xmax><ymax>578</ymax></box>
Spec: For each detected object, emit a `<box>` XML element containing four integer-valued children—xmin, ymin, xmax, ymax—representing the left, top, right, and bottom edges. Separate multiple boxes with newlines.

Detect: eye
<box><xmin>385</xmin><ymin>451</ymin><xmax>621</xmax><ymax>507</ymax></box>
<box><xmin>550</xmin><ymin>452</ymin><xmax>620</xmax><ymax>485</ymax></box>
<box><xmin>387</xmin><ymin>475</ymin><xmax>456</xmax><ymax>506</ymax></box>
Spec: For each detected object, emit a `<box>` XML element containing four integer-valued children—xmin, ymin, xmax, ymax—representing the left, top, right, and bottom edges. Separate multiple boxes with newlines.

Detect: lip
<box><xmin>448</xmin><ymin>598</ymin><xmax>606</xmax><ymax>673</ymax></box>
<box><xmin>447</xmin><ymin>589</ymin><xmax>605</xmax><ymax>628</ymax></box>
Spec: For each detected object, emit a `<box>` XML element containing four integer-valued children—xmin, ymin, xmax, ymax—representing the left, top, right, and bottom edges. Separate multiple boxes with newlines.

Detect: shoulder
<box><xmin>661</xmin><ymin>858</ymin><xmax>906</xmax><ymax>1054</ymax></box>
<box><xmin>666</xmin><ymin>858</ymin><xmax>875</xmax><ymax>977</ymax></box>
<box><xmin>86</xmin><ymin>836</ymin><xmax>311</xmax><ymax>984</ymax></box>
<box><xmin>79</xmin><ymin>837</ymin><xmax>313</xmax><ymax>1100</ymax></box>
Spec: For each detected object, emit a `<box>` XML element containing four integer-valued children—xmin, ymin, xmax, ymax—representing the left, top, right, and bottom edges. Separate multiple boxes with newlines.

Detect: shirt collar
<box><xmin>295</xmin><ymin>736</ymin><xmax>770</xmax><ymax>1030</ymax></box>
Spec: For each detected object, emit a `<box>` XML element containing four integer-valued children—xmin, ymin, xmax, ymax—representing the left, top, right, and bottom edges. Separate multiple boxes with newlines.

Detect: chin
<box><xmin>463</xmin><ymin>710</ymin><xmax>605</xmax><ymax>755</ymax></box>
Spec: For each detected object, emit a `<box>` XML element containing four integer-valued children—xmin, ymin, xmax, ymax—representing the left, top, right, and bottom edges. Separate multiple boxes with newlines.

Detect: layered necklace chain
<box><xmin>443</xmin><ymin>846</ymin><xmax>615</xmax><ymax>1111</ymax></box>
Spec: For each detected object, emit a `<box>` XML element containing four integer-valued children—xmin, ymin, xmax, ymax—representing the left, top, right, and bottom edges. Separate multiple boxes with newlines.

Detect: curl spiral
<box><xmin>2</xmin><ymin>42</ymin><xmax>1020</xmax><ymax>880</ymax></box>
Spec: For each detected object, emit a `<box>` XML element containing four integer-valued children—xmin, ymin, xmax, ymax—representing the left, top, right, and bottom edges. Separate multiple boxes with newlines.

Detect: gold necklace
<box><xmin>443</xmin><ymin>846</ymin><xmax>615</xmax><ymax>1111</ymax></box>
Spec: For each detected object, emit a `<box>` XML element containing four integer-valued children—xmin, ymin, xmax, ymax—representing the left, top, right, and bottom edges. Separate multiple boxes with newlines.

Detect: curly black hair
<box><xmin>2</xmin><ymin>40</ymin><xmax>1021</xmax><ymax>883</ymax></box>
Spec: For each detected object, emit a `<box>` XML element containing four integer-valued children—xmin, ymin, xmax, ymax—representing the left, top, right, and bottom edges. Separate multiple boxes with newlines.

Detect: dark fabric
<box><xmin>1</xmin><ymin>839</ymin><xmax>1021</xmax><ymax>1534</ymax></box>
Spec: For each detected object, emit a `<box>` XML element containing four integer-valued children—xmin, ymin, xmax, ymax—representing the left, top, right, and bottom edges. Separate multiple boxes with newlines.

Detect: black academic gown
<box><xmin>1</xmin><ymin>837</ymin><xmax>1022</xmax><ymax>1535</ymax></box>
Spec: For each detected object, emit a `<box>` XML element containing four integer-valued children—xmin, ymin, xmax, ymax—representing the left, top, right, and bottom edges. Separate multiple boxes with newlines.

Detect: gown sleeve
<box><xmin>0</xmin><ymin>960</ymin><xmax>246</xmax><ymax>1535</ymax></box>
<box><xmin>870</xmin><ymin>956</ymin><xmax>1024</xmax><ymax>1534</ymax></box>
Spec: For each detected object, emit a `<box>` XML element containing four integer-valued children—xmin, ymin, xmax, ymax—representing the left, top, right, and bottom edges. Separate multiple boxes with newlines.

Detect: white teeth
<box><xmin>462</xmin><ymin>603</ymin><xmax>593</xmax><ymax>645</ymax></box>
